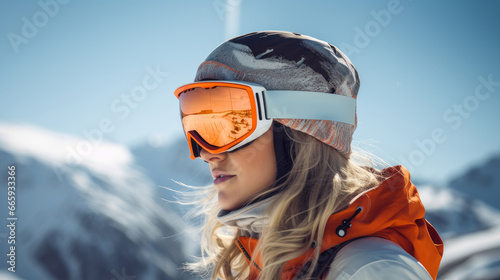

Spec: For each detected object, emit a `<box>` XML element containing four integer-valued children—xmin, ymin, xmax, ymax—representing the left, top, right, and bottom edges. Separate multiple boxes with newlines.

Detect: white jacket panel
<box><xmin>324</xmin><ymin>237</ymin><xmax>432</xmax><ymax>280</ymax></box>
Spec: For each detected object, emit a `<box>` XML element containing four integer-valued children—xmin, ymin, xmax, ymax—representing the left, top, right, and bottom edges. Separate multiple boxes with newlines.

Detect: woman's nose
<box><xmin>199</xmin><ymin>148</ymin><xmax>228</xmax><ymax>162</ymax></box>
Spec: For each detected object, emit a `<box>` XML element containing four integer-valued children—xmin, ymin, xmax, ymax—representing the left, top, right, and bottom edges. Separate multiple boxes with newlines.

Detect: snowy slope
<box><xmin>418</xmin><ymin>153</ymin><xmax>500</xmax><ymax>279</ymax></box>
<box><xmin>0</xmin><ymin>271</ymin><xmax>23</xmax><ymax>280</ymax></box>
<box><xmin>0</xmin><ymin>122</ymin><xmax>198</xmax><ymax>280</ymax></box>
<box><xmin>438</xmin><ymin>225</ymin><xmax>500</xmax><ymax>279</ymax></box>
<box><xmin>417</xmin><ymin>183</ymin><xmax>500</xmax><ymax>279</ymax></box>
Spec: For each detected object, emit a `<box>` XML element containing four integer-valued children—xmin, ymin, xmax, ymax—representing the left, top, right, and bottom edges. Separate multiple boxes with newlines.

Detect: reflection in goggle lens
<box><xmin>179</xmin><ymin>86</ymin><xmax>253</xmax><ymax>148</ymax></box>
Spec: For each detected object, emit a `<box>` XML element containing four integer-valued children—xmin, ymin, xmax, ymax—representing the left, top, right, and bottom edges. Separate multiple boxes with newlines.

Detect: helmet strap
<box><xmin>273</xmin><ymin>122</ymin><xmax>293</xmax><ymax>187</ymax></box>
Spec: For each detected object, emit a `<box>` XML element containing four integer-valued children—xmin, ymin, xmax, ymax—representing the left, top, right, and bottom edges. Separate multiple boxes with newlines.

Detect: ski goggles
<box><xmin>174</xmin><ymin>81</ymin><xmax>356</xmax><ymax>159</ymax></box>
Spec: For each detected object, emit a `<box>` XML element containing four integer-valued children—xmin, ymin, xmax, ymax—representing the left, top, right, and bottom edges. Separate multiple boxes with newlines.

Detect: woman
<box><xmin>174</xmin><ymin>31</ymin><xmax>443</xmax><ymax>279</ymax></box>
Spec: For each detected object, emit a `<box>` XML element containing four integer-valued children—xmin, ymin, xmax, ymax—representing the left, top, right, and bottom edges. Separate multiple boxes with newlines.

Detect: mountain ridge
<box><xmin>0</xmin><ymin>122</ymin><xmax>198</xmax><ymax>280</ymax></box>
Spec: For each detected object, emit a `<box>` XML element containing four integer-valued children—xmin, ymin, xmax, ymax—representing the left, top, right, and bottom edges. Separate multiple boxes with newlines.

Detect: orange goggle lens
<box><xmin>177</xmin><ymin>84</ymin><xmax>256</xmax><ymax>153</ymax></box>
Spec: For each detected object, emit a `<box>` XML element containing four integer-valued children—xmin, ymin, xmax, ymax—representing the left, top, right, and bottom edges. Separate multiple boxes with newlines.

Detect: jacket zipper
<box><xmin>236</xmin><ymin>239</ymin><xmax>262</xmax><ymax>272</ymax></box>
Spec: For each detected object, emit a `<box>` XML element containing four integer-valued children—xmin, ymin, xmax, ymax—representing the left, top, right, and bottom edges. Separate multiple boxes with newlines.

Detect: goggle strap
<box><xmin>264</xmin><ymin>90</ymin><xmax>356</xmax><ymax>125</ymax></box>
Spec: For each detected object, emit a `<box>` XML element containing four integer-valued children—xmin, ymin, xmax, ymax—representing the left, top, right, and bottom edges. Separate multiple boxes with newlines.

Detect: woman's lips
<box><xmin>214</xmin><ymin>174</ymin><xmax>236</xmax><ymax>185</ymax></box>
<box><xmin>211</xmin><ymin>169</ymin><xmax>235</xmax><ymax>185</ymax></box>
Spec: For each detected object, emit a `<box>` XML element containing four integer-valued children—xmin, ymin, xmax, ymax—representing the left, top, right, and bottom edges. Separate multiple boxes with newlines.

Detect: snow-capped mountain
<box><xmin>419</xmin><ymin>184</ymin><xmax>500</xmax><ymax>239</ymax></box>
<box><xmin>448</xmin><ymin>155</ymin><xmax>500</xmax><ymax>211</ymax></box>
<box><xmin>0</xmin><ymin>122</ymin><xmax>198</xmax><ymax>280</ymax></box>
<box><xmin>420</xmin><ymin>153</ymin><xmax>500</xmax><ymax>279</ymax></box>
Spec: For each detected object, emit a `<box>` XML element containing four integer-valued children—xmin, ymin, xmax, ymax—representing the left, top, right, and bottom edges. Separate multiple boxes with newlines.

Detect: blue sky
<box><xmin>1</xmin><ymin>0</ymin><xmax>499</xmax><ymax>183</ymax></box>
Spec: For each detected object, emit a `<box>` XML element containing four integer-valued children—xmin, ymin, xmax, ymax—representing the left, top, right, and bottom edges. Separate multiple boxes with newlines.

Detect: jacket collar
<box><xmin>217</xmin><ymin>196</ymin><xmax>274</xmax><ymax>238</ymax></box>
<box><xmin>235</xmin><ymin>166</ymin><xmax>444</xmax><ymax>280</ymax></box>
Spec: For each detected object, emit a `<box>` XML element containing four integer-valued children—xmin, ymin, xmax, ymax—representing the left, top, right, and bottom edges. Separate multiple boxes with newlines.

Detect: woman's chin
<box><xmin>218</xmin><ymin>192</ymin><xmax>236</xmax><ymax>211</ymax></box>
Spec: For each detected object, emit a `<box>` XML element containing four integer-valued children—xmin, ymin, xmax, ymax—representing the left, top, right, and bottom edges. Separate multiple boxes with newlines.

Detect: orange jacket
<box><xmin>236</xmin><ymin>166</ymin><xmax>444</xmax><ymax>279</ymax></box>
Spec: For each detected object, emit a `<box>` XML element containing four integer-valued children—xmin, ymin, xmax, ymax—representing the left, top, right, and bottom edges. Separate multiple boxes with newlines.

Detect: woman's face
<box><xmin>200</xmin><ymin>127</ymin><xmax>277</xmax><ymax>211</ymax></box>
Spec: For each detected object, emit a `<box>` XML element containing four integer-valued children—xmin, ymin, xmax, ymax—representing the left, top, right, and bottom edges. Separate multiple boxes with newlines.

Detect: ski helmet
<box><xmin>194</xmin><ymin>31</ymin><xmax>359</xmax><ymax>154</ymax></box>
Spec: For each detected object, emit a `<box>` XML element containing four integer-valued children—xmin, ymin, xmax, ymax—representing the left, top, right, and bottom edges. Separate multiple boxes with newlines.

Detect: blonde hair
<box><xmin>184</xmin><ymin>126</ymin><xmax>384</xmax><ymax>279</ymax></box>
